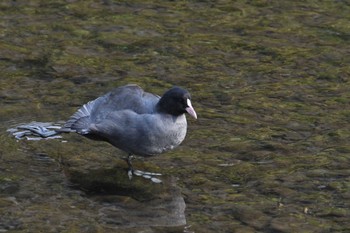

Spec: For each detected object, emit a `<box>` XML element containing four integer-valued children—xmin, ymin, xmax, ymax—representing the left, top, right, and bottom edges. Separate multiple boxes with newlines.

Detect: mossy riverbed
<box><xmin>1</xmin><ymin>1</ymin><xmax>350</xmax><ymax>232</ymax></box>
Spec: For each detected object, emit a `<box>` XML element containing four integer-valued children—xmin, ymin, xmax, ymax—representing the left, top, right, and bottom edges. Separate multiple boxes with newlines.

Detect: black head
<box><xmin>157</xmin><ymin>86</ymin><xmax>197</xmax><ymax>119</ymax></box>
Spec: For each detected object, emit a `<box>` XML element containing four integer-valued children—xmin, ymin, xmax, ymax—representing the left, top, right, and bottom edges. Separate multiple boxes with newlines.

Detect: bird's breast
<box><xmin>136</xmin><ymin>115</ymin><xmax>187</xmax><ymax>156</ymax></box>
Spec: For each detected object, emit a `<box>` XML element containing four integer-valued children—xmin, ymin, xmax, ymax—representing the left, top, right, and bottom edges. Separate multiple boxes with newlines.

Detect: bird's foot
<box><xmin>124</xmin><ymin>154</ymin><xmax>162</xmax><ymax>183</ymax></box>
<box><xmin>127</xmin><ymin>168</ymin><xmax>133</xmax><ymax>180</ymax></box>
<box><xmin>133</xmin><ymin>170</ymin><xmax>162</xmax><ymax>183</ymax></box>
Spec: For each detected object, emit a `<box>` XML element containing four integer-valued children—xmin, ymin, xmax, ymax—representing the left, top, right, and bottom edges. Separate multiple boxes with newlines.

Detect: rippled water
<box><xmin>1</xmin><ymin>1</ymin><xmax>350</xmax><ymax>232</ymax></box>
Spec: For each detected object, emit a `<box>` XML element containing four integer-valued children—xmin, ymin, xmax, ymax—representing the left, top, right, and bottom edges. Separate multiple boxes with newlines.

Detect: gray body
<box><xmin>63</xmin><ymin>84</ymin><xmax>188</xmax><ymax>157</ymax></box>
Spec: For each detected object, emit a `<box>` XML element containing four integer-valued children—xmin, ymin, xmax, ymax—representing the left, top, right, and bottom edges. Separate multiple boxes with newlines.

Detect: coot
<box><xmin>61</xmin><ymin>84</ymin><xmax>197</xmax><ymax>178</ymax></box>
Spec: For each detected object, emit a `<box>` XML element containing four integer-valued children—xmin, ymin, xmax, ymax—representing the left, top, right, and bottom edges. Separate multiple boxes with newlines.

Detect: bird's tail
<box><xmin>61</xmin><ymin>99</ymin><xmax>96</xmax><ymax>135</ymax></box>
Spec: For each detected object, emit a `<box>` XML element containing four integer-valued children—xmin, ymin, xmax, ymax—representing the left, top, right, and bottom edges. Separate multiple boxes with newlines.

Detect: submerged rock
<box><xmin>0</xmin><ymin>179</ymin><xmax>19</xmax><ymax>195</ymax></box>
<box><xmin>64</xmin><ymin>164</ymin><xmax>187</xmax><ymax>229</ymax></box>
<box><xmin>230</xmin><ymin>204</ymin><xmax>271</xmax><ymax>230</ymax></box>
<box><xmin>270</xmin><ymin>216</ymin><xmax>328</xmax><ymax>233</ymax></box>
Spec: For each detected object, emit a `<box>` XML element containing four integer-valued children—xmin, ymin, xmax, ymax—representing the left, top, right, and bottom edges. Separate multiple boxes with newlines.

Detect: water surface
<box><xmin>1</xmin><ymin>1</ymin><xmax>350</xmax><ymax>232</ymax></box>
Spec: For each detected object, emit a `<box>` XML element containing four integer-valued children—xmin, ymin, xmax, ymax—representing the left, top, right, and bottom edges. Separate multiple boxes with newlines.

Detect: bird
<box><xmin>61</xmin><ymin>84</ymin><xmax>197</xmax><ymax>179</ymax></box>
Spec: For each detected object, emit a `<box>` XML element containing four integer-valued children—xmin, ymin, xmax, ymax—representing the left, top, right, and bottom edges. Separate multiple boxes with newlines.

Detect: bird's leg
<box><xmin>123</xmin><ymin>154</ymin><xmax>162</xmax><ymax>183</ymax></box>
<box><xmin>126</xmin><ymin>153</ymin><xmax>134</xmax><ymax>180</ymax></box>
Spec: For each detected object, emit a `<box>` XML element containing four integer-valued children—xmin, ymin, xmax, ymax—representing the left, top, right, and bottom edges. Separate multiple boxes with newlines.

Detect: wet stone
<box><xmin>230</xmin><ymin>204</ymin><xmax>271</xmax><ymax>230</ymax></box>
<box><xmin>316</xmin><ymin>208</ymin><xmax>349</xmax><ymax>218</ymax></box>
<box><xmin>64</xmin><ymin>165</ymin><xmax>186</xmax><ymax>229</ymax></box>
<box><xmin>270</xmin><ymin>216</ymin><xmax>328</xmax><ymax>233</ymax></box>
<box><xmin>232</xmin><ymin>225</ymin><xmax>256</xmax><ymax>233</ymax></box>
<box><xmin>0</xmin><ymin>180</ymin><xmax>19</xmax><ymax>195</ymax></box>
<box><xmin>0</xmin><ymin>217</ymin><xmax>22</xmax><ymax>232</ymax></box>
<box><xmin>341</xmin><ymin>191</ymin><xmax>350</xmax><ymax>200</ymax></box>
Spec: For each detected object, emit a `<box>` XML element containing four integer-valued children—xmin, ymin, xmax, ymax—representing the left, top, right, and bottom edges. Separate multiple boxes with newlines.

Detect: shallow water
<box><xmin>1</xmin><ymin>1</ymin><xmax>350</xmax><ymax>232</ymax></box>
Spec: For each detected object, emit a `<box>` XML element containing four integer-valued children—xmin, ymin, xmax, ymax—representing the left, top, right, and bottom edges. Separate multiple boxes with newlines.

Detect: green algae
<box><xmin>1</xmin><ymin>0</ymin><xmax>350</xmax><ymax>232</ymax></box>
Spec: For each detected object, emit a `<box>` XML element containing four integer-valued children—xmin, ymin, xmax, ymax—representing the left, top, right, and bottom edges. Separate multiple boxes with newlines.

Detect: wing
<box><xmin>91</xmin><ymin>84</ymin><xmax>160</xmax><ymax>119</ymax></box>
<box><xmin>63</xmin><ymin>84</ymin><xmax>160</xmax><ymax>133</ymax></box>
